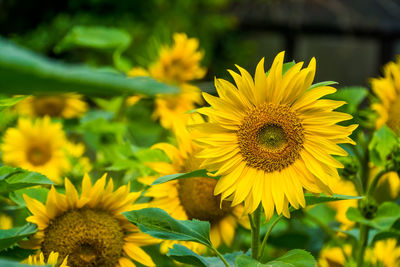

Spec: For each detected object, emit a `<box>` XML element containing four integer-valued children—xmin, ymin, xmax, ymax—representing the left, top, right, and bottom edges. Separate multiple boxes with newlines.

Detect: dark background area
<box><xmin>1</xmin><ymin>0</ymin><xmax>400</xmax><ymax>87</ymax></box>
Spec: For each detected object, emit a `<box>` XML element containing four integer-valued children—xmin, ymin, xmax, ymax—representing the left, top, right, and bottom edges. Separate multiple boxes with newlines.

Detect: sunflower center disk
<box><xmin>27</xmin><ymin>145</ymin><xmax>52</xmax><ymax>166</ymax></box>
<box><xmin>178</xmin><ymin>177</ymin><xmax>232</xmax><ymax>222</ymax></box>
<box><xmin>387</xmin><ymin>96</ymin><xmax>400</xmax><ymax>133</ymax></box>
<box><xmin>237</xmin><ymin>103</ymin><xmax>305</xmax><ymax>173</ymax></box>
<box><xmin>41</xmin><ymin>208</ymin><xmax>124</xmax><ymax>267</ymax></box>
<box><xmin>32</xmin><ymin>96</ymin><xmax>66</xmax><ymax>117</ymax></box>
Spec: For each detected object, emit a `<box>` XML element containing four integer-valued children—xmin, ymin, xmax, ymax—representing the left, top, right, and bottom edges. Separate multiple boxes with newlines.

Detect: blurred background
<box><xmin>1</xmin><ymin>0</ymin><xmax>400</xmax><ymax>87</ymax></box>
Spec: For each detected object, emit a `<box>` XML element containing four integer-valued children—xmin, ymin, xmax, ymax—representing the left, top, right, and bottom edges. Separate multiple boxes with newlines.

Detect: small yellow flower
<box><xmin>318</xmin><ymin>244</ymin><xmax>352</xmax><ymax>267</ymax></box>
<box><xmin>23</xmin><ymin>251</ymin><xmax>68</xmax><ymax>267</ymax></box>
<box><xmin>22</xmin><ymin>173</ymin><xmax>157</xmax><ymax>267</ymax></box>
<box><xmin>195</xmin><ymin>52</ymin><xmax>357</xmax><ymax>220</ymax></box>
<box><xmin>140</xmin><ymin>114</ymin><xmax>249</xmax><ymax>254</ymax></box>
<box><xmin>149</xmin><ymin>33</ymin><xmax>206</xmax><ymax>84</ymax></box>
<box><xmin>1</xmin><ymin>117</ymin><xmax>70</xmax><ymax>184</ymax></box>
<box><xmin>16</xmin><ymin>94</ymin><xmax>87</xmax><ymax>119</ymax></box>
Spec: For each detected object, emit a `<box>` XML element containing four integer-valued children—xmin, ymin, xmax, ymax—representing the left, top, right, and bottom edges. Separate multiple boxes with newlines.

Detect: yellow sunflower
<box><xmin>22</xmin><ymin>173</ymin><xmax>157</xmax><ymax>267</ymax></box>
<box><xmin>318</xmin><ymin>244</ymin><xmax>352</xmax><ymax>267</ymax></box>
<box><xmin>149</xmin><ymin>33</ymin><xmax>206</xmax><ymax>84</ymax></box>
<box><xmin>371</xmin><ymin>56</ymin><xmax>400</xmax><ymax>132</ymax></box>
<box><xmin>140</xmin><ymin>114</ymin><xmax>249</xmax><ymax>254</ymax></box>
<box><xmin>16</xmin><ymin>94</ymin><xmax>87</xmax><ymax>119</ymax></box>
<box><xmin>23</xmin><ymin>251</ymin><xmax>68</xmax><ymax>267</ymax></box>
<box><xmin>1</xmin><ymin>117</ymin><xmax>70</xmax><ymax>184</ymax></box>
<box><xmin>195</xmin><ymin>52</ymin><xmax>357</xmax><ymax>220</ymax></box>
<box><xmin>0</xmin><ymin>213</ymin><xmax>12</xmax><ymax>230</ymax></box>
<box><xmin>366</xmin><ymin>238</ymin><xmax>400</xmax><ymax>266</ymax></box>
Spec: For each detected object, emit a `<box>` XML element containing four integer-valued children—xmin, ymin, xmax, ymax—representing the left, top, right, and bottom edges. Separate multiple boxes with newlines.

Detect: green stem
<box><xmin>258</xmin><ymin>214</ymin><xmax>283</xmax><ymax>260</ymax></box>
<box><xmin>366</xmin><ymin>169</ymin><xmax>390</xmax><ymax>197</ymax></box>
<box><xmin>356</xmin><ymin>224</ymin><xmax>369</xmax><ymax>267</ymax></box>
<box><xmin>250</xmin><ymin>205</ymin><xmax>262</xmax><ymax>260</ymax></box>
<box><xmin>211</xmin><ymin>247</ymin><xmax>230</xmax><ymax>267</ymax></box>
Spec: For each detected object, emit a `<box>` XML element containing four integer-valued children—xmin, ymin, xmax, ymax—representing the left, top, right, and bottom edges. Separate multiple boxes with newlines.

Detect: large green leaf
<box><xmin>266</xmin><ymin>249</ymin><xmax>316</xmax><ymax>267</ymax></box>
<box><xmin>123</xmin><ymin>208</ymin><xmax>212</xmax><ymax>247</ymax></box>
<box><xmin>9</xmin><ymin>188</ymin><xmax>49</xmax><ymax>207</ymax></box>
<box><xmin>151</xmin><ymin>169</ymin><xmax>216</xmax><ymax>185</ymax></box>
<box><xmin>346</xmin><ymin>202</ymin><xmax>400</xmax><ymax>230</ymax></box>
<box><xmin>368</xmin><ymin>126</ymin><xmax>398</xmax><ymax>166</ymax></box>
<box><xmin>0</xmin><ymin>38</ymin><xmax>178</xmax><ymax>96</ymax></box>
<box><xmin>0</xmin><ymin>259</ymin><xmax>48</xmax><ymax>267</ymax></box>
<box><xmin>0</xmin><ymin>224</ymin><xmax>37</xmax><ymax>251</ymax></box>
<box><xmin>167</xmin><ymin>244</ymin><xmax>244</xmax><ymax>266</ymax></box>
<box><xmin>0</xmin><ymin>167</ymin><xmax>53</xmax><ymax>194</ymax></box>
<box><xmin>328</xmin><ymin>86</ymin><xmax>368</xmax><ymax>114</ymax></box>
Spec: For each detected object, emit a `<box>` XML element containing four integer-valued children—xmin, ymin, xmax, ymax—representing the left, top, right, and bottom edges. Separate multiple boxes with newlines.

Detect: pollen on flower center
<box><xmin>237</xmin><ymin>103</ymin><xmax>305</xmax><ymax>173</ymax></box>
<box><xmin>178</xmin><ymin>177</ymin><xmax>232</xmax><ymax>222</ymax></box>
<box><xmin>32</xmin><ymin>96</ymin><xmax>66</xmax><ymax>117</ymax></box>
<box><xmin>27</xmin><ymin>145</ymin><xmax>51</xmax><ymax>166</ymax></box>
<box><xmin>41</xmin><ymin>208</ymin><xmax>124</xmax><ymax>267</ymax></box>
<box><xmin>387</xmin><ymin>96</ymin><xmax>400</xmax><ymax>133</ymax></box>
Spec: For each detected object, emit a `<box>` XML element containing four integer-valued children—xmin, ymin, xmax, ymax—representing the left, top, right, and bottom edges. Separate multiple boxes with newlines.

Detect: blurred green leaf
<box><xmin>0</xmin><ymin>96</ymin><xmax>27</xmax><ymax>112</ymax></box>
<box><xmin>9</xmin><ymin>188</ymin><xmax>49</xmax><ymax>207</ymax></box>
<box><xmin>329</xmin><ymin>86</ymin><xmax>368</xmax><ymax>114</ymax></box>
<box><xmin>288</xmin><ymin>194</ymin><xmax>362</xmax><ymax>211</ymax></box>
<box><xmin>0</xmin><ymin>259</ymin><xmax>47</xmax><ymax>267</ymax></box>
<box><xmin>123</xmin><ymin>208</ymin><xmax>212</xmax><ymax>247</ymax></box>
<box><xmin>0</xmin><ymin>38</ymin><xmax>178</xmax><ymax>96</ymax></box>
<box><xmin>368</xmin><ymin>126</ymin><xmax>398</xmax><ymax>166</ymax></box>
<box><xmin>167</xmin><ymin>244</ymin><xmax>245</xmax><ymax>266</ymax></box>
<box><xmin>309</xmin><ymin>81</ymin><xmax>338</xmax><ymax>90</ymax></box>
<box><xmin>0</xmin><ymin>224</ymin><xmax>37</xmax><ymax>251</ymax></box>
<box><xmin>54</xmin><ymin>26</ymin><xmax>131</xmax><ymax>53</ymax></box>
<box><xmin>236</xmin><ymin>255</ymin><xmax>267</xmax><ymax>266</ymax></box>
<box><xmin>151</xmin><ymin>169</ymin><xmax>216</xmax><ymax>185</ymax></box>
<box><xmin>266</xmin><ymin>249</ymin><xmax>316</xmax><ymax>267</ymax></box>
<box><xmin>346</xmin><ymin>202</ymin><xmax>400</xmax><ymax>230</ymax></box>
<box><xmin>0</xmin><ymin>167</ymin><xmax>53</xmax><ymax>194</ymax></box>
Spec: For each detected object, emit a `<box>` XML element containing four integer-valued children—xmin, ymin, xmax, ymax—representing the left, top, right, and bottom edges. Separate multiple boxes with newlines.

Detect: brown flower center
<box><xmin>387</xmin><ymin>96</ymin><xmax>400</xmax><ymax>133</ymax></box>
<box><xmin>32</xmin><ymin>96</ymin><xmax>66</xmax><ymax>117</ymax></box>
<box><xmin>27</xmin><ymin>145</ymin><xmax>51</xmax><ymax>166</ymax></box>
<box><xmin>237</xmin><ymin>103</ymin><xmax>304</xmax><ymax>172</ymax></box>
<box><xmin>42</xmin><ymin>208</ymin><xmax>124</xmax><ymax>267</ymax></box>
<box><xmin>178</xmin><ymin>177</ymin><xmax>232</xmax><ymax>222</ymax></box>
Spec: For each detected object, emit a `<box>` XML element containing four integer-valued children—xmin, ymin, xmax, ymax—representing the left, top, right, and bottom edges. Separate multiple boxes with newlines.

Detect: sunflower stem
<box><xmin>250</xmin><ymin>204</ymin><xmax>262</xmax><ymax>260</ymax></box>
<box><xmin>211</xmin><ymin>247</ymin><xmax>230</xmax><ymax>267</ymax></box>
<box><xmin>258</xmin><ymin>214</ymin><xmax>283</xmax><ymax>260</ymax></box>
<box><xmin>356</xmin><ymin>223</ymin><xmax>369</xmax><ymax>267</ymax></box>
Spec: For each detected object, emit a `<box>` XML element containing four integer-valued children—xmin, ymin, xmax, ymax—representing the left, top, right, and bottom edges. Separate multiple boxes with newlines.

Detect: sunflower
<box><xmin>366</xmin><ymin>238</ymin><xmax>400</xmax><ymax>266</ymax></box>
<box><xmin>23</xmin><ymin>251</ymin><xmax>68</xmax><ymax>267</ymax></box>
<box><xmin>140</xmin><ymin>114</ymin><xmax>249</xmax><ymax>254</ymax></box>
<box><xmin>194</xmin><ymin>52</ymin><xmax>357</xmax><ymax>220</ymax></box>
<box><xmin>16</xmin><ymin>93</ymin><xmax>87</xmax><ymax>119</ymax></box>
<box><xmin>318</xmin><ymin>244</ymin><xmax>352</xmax><ymax>267</ymax></box>
<box><xmin>1</xmin><ymin>117</ymin><xmax>70</xmax><ymax>184</ymax></box>
<box><xmin>0</xmin><ymin>213</ymin><xmax>12</xmax><ymax>230</ymax></box>
<box><xmin>371</xmin><ymin>56</ymin><xmax>400</xmax><ymax>132</ymax></box>
<box><xmin>149</xmin><ymin>33</ymin><xmax>206</xmax><ymax>84</ymax></box>
<box><xmin>22</xmin><ymin>173</ymin><xmax>156</xmax><ymax>267</ymax></box>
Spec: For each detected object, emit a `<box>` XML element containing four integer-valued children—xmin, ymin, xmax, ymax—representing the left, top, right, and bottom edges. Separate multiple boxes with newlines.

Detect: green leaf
<box><xmin>0</xmin><ymin>167</ymin><xmax>53</xmax><ymax>194</ymax></box>
<box><xmin>267</xmin><ymin>249</ymin><xmax>316</xmax><ymax>267</ymax></box>
<box><xmin>308</xmin><ymin>81</ymin><xmax>338</xmax><ymax>90</ymax></box>
<box><xmin>0</xmin><ymin>224</ymin><xmax>37</xmax><ymax>251</ymax></box>
<box><xmin>0</xmin><ymin>37</ymin><xmax>178</xmax><ymax>96</ymax></box>
<box><xmin>123</xmin><ymin>208</ymin><xmax>212</xmax><ymax>247</ymax></box>
<box><xmin>9</xmin><ymin>188</ymin><xmax>49</xmax><ymax>207</ymax></box>
<box><xmin>328</xmin><ymin>86</ymin><xmax>368</xmax><ymax>114</ymax></box>
<box><xmin>0</xmin><ymin>96</ymin><xmax>27</xmax><ymax>112</ymax></box>
<box><xmin>368</xmin><ymin>126</ymin><xmax>398</xmax><ymax>166</ymax></box>
<box><xmin>0</xmin><ymin>258</ymin><xmax>48</xmax><ymax>267</ymax></box>
<box><xmin>288</xmin><ymin>193</ymin><xmax>362</xmax><ymax>211</ymax></box>
<box><xmin>347</xmin><ymin>202</ymin><xmax>400</xmax><ymax>230</ymax></box>
<box><xmin>54</xmin><ymin>26</ymin><xmax>131</xmax><ymax>53</ymax></box>
<box><xmin>236</xmin><ymin>255</ymin><xmax>267</xmax><ymax>267</ymax></box>
<box><xmin>151</xmin><ymin>169</ymin><xmax>217</xmax><ymax>185</ymax></box>
<box><xmin>167</xmin><ymin>244</ymin><xmax>245</xmax><ymax>266</ymax></box>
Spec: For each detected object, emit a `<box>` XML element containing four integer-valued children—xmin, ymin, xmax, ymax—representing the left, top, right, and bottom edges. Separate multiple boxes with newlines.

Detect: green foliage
<box><xmin>0</xmin><ymin>224</ymin><xmax>37</xmax><ymax>251</ymax></box>
<box><xmin>329</xmin><ymin>86</ymin><xmax>368</xmax><ymax>114</ymax></box>
<box><xmin>151</xmin><ymin>169</ymin><xmax>215</xmax><ymax>185</ymax></box>
<box><xmin>346</xmin><ymin>202</ymin><xmax>400</xmax><ymax>231</ymax></box>
<box><xmin>0</xmin><ymin>167</ymin><xmax>53</xmax><ymax>194</ymax></box>
<box><xmin>368</xmin><ymin>126</ymin><xmax>398</xmax><ymax>166</ymax></box>
<box><xmin>9</xmin><ymin>188</ymin><xmax>49</xmax><ymax>207</ymax></box>
<box><xmin>236</xmin><ymin>250</ymin><xmax>316</xmax><ymax>267</ymax></box>
<box><xmin>0</xmin><ymin>96</ymin><xmax>27</xmax><ymax>112</ymax></box>
<box><xmin>123</xmin><ymin>208</ymin><xmax>212</xmax><ymax>247</ymax></box>
<box><xmin>0</xmin><ymin>259</ymin><xmax>47</xmax><ymax>267</ymax></box>
<box><xmin>167</xmin><ymin>244</ymin><xmax>245</xmax><ymax>266</ymax></box>
<box><xmin>308</xmin><ymin>81</ymin><xmax>338</xmax><ymax>90</ymax></box>
<box><xmin>0</xmin><ymin>38</ymin><xmax>178</xmax><ymax>96</ymax></box>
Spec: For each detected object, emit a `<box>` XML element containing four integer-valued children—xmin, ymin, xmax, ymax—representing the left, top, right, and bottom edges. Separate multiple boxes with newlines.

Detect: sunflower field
<box><xmin>1</xmin><ymin>1</ymin><xmax>400</xmax><ymax>267</ymax></box>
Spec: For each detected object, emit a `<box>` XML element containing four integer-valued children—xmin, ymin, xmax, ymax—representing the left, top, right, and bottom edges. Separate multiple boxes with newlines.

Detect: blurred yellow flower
<box><xmin>195</xmin><ymin>52</ymin><xmax>356</xmax><ymax>220</ymax></box>
<box><xmin>0</xmin><ymin>213</ymin><xmax>12</xmax><ymax>230</ymax></box>
<box><xmin>16</xmin><ymin>94</ymin><xmax>87</xmax><ymax>119</ymax></box>
<box><xmin>149</xmin><ymin>33</ymin><xmax>206</xmax><ymax>84</ymax></box>
<box><xmin>318</xmin><ymin>244</ymin><xmax>352</xmax><ymax>267</ymax></box>
<box><xmin>1</xmin><ymin>117</ymin><xmax>70</xmax><ymax>184</ymax></box>
<box><xmin>23</xmin><ymin>251</ymin><xmax>68</xmax><ymax>267</ymax></box>
<box><xmin>22</xmin><ymin>173</ymin><xmax>157</xmax><ymax>267</ymax></box>
<box><xmin>366</xmin><ymin>238</ymin><xmax>400</xmax><ymax>266</ymax></box>
<box><xmin>140</xmin><ymin>114</ymin><xmax>249</xmax><ymax>254</ymax></box>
